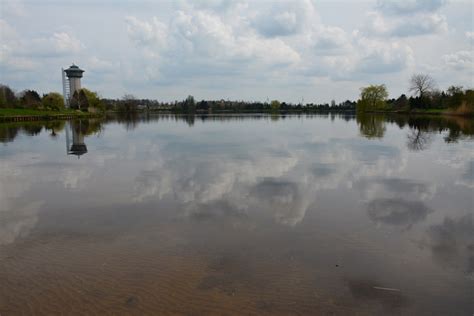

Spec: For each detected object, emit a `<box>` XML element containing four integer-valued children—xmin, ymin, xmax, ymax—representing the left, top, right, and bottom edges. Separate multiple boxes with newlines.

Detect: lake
<box><xmin>0</xmin><ymin>114</ymin><xmax>473</xmax><ymax>315</ymax></box>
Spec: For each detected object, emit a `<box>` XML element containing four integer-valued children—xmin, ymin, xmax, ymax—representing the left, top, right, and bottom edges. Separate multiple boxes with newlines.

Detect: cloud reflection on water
<box><xmin>367</xmin><ymin>198</ymin><xmax>433</xmax><ymax>228</ymax></box>
<box><xmin>425</xmin><ymin>214</ymin><xmax>474</xmax><ymax>279</ymax></box>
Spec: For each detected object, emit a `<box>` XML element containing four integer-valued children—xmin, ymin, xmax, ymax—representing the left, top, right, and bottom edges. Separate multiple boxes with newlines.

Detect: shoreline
<box><xmin>1</xmin><ymin>108</ymin><xmax>473</xmax><ymax>123</ymax></box>
<box><xmin>361</xmin><ymin>109</ymin><xmax>473</xmax><ymax>117</ymax></box>
<box><xmin>0</xmin><ymin>109</ymin><xmax>103</xmax><ymax>122</ymax></box>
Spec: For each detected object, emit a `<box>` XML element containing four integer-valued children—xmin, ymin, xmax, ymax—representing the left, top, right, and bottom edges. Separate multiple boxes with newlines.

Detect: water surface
<box><xmin>1</xmin><ymin>114</ymin><xmax>473</xmax><ymax>315</ymax></box>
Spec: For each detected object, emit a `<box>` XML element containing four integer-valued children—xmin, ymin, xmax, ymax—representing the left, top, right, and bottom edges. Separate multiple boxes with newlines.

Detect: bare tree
<box><xmin>409</xmin><ymin>74</ymin><xmax>436</xmax><ymax>97</ymax></box>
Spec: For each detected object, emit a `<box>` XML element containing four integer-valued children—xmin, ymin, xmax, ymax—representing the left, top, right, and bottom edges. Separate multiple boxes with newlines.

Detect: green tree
<box><xmin>270</xmin><ymin>100</ymin><xmax>281</xmax><ymax>112</ymax></box>
<box><xmin>42</xmin><ymin>92</ymin><xmax>65</xmax><ymax>110</ymax></box>
<box><xmin>357</xmin><ymin>84</ymin><xmax>388</xmax><ymax>112</ymax></box>
<box><xmin>446</xmin><ymin>86</ymin><xmax>464</xmax><ymax>109</ymax></box>
<box><xmin>20</xmin><ymin>90</ymin><xmax>42</xmax><ymax>109</ymax></box>
<box><xmin>183</xmin><ymin>95</ymin><xmax>196</xmax><ymax>113</ymax></box>
<box><xmin>0</xmin><ymin>84</ymin><xmax>17</xmax><ymax>108</ymax></box>
<box><xmin>81</xmin><ymin>88</ymin><xmax>104</xmax><ymax>112</ymax></box>
<box><xmin>78</xmin><ymin>90</ymin><xmax>90</xmax><ymax>110</ymax></box>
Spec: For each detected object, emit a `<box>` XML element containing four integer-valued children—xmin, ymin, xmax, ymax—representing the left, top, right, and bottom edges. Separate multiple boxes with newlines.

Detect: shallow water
<box><xmin>0</xmin><ymin>114</ymin><xmax>473</xmax><ymax>315</ymax></box>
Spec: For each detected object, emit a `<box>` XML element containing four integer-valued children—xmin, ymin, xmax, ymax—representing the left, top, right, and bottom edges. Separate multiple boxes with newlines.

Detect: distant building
<box><xmin>62</xmin><ymin>64</ymin><xmax>85</xmax><ymax>106</ymax></box>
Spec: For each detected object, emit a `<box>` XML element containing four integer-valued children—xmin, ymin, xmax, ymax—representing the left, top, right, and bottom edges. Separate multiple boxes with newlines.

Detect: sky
<box><xmin>0</xmin><ymin>0</ymin><xmax>473</xmax><ymax>103</ymax></box>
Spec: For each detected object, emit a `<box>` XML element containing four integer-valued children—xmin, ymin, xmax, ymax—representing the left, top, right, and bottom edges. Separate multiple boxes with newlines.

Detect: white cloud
<box><xmin>466</xmin><ymin>31</ymin><xmax>474</xmax><ymax>43</ymax></box>
<box><xmin>443</xmin><ymin>50</ymin><xmax>474</xmax><ymax>71</ymax></box>
<box><xmin>363</xmin><ymin>11</ymin><xmax>448</xmax><ymax>37</ymax></box>
<box><xmin>51</xmin><ymin>32</ymin><xmax>84</xmax><ymax>54</ymax></box>
<box><xmin>125</xmin><ymin>16</ymin><xmax>168</xmax><ymax>50</ymax></box>
<box><xmin>0</xmin><ymin>0</ymin><xmax>470</xmax><ymax>102</ymax></box>
<box><xmin>125</xmin><ymin>8</ymin><xmax>301</xmax><ymax>82</ymax></box>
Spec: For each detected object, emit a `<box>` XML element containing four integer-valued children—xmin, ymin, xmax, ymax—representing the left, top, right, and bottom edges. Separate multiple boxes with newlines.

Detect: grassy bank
<box><xmin>363</xmin><ymin>107</ymin><xmax>473</xmax><ymax>117</ymax></box>
<box><xmin>0</xmin><ymin>108</ymin><xmax>103</xmax><ymax>122</ymax></box>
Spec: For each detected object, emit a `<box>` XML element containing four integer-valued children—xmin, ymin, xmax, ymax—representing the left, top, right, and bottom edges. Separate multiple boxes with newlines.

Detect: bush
<box><xmin>42</xmin><ymin>92</ymin><xmax>65</xmax><ymax>111</ymax></box>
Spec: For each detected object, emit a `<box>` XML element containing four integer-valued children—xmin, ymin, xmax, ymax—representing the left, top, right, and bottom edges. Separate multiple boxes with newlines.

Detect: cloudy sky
<box><xmin>0</xmin><ymin>0</ymin><xmax>472</xmax><ymax>103</ymax></box>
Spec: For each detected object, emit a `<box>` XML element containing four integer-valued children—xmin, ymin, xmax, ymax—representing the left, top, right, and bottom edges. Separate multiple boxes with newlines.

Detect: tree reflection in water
<box><xmin>355</xmin><ymin>113</ymin><xmax>474</xmax><ymax>150</ymax></box>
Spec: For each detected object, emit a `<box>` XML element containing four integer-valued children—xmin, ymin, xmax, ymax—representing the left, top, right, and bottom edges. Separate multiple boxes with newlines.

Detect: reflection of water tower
<box><xmin>62</xmin><ymin>64</ymin><xmax>85</xmax><ymax>107</ymax></box>
<box><xmin>66</xmin><ymin>121</ymin><xmax>88</xmax><ymax>158</ymax></box>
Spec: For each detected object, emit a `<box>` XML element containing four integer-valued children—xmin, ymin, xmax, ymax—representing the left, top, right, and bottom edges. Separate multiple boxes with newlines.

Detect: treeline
<box><xmin>102</xmin><ymin>95</ymin><xmax>357</xmax><ymax>113</ymax></box>
<box><xmin>357</xmin><ymin>74</ymin><xmax>474</xmax><ymax>115</ymax></box>
<box><xmin>0</xmin><ymin>84</ymin><xmax>104</xmax><ymax>112</ymax></box>
<box><xmin>3</xmin><ymin>72</ymin><xmax>472</xmax><ymax>116</ymax></box>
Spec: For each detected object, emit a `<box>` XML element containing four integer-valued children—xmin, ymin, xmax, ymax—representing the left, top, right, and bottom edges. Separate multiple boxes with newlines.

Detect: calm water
<box><xmin>0</xmin><ymin>114</ymin><xmax>473</xmax><ymax>315</ymax></box>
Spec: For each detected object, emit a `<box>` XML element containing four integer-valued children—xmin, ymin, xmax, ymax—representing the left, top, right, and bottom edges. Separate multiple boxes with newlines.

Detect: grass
<box><xmin>0</xmin><ymin>108</ymin><xmax>98</xmax><ymax>118</ymax></box>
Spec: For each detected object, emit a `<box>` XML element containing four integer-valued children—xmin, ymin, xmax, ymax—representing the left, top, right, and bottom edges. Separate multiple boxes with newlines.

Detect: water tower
<box><xmin>62</xmin><ymin>64</ymin><xmax>84</xmax><ymax>106</ymax></box>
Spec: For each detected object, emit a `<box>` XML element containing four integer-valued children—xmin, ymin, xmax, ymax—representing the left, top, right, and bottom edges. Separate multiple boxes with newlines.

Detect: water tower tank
<box><xmin>64</xmin><ymin>64</ymin><xmax>85</xmax><ymax>98</ymax></box>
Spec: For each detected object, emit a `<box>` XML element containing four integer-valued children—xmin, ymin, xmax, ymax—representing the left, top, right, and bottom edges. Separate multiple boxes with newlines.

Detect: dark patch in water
<box><xmin>125</xmin><ymin>296</ymin><xmax>139</xmax><ymax>308</ymax></box>
<box><xmin>346</xmin><ymin>279</ymin><xmax>407</xmax><ymax>311</ymax></box>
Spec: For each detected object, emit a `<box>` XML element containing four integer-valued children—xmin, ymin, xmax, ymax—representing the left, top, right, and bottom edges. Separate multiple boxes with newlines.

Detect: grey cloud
<box><xmin>132</xmin><ymin>133</ymin><xmax>409</xmax><ymax>227</ymax></box>
<box><xmin>312</xmin><ymin>26</ymin><xmax>351</xmax><ymax>55</ymax></box>
<box><xmin>426</xmin><ymin>214</ymin><xmax>474</xmax><ymax>278</ymax></box>
<box><xmin>250</xmin><ymin>178</ymin><xmax>308</xmax><ymax>226</ymax></box>
<box><xmin>251</xmin><ymin>0</ymin><xmax>316</xmax><ymax>38</ymax></box>
<box><xmin>376</xmin><ymin>0</ymin><xmax>447</xmax><ymax>15</ymax></box>
<box><xmin>363</xmin><ymin>10</ymin><xmax>448</xmax><ymax>38</ymax></box>
<box><xmin>252</xmin><ymin>11</ymin><xmax>302</xmax><ymax>38</ymax></box>
<box><xmin>389</xmin><ymin>14</ymin><xmax>448</xmax><ymax>37</ymax></box>
<box><xmin>355</xmin><ymin>178</ymin><xmax>436</xmax><ymax>202</ymax></box>
<box><xmin>125</xmin><ymin>10</ymin><xmax>301</xmax><ymax>83</ymax></box>
<box><xmin>457</xmin><ymin>160</ymin><xmax>474</xmax><ymax>188</ymax></box>
<box><xmin>367</xmin><ymin>198</ymin><xmax>433</xmax><ymax>228</ymax></box>
<box><xmin>0</xmin><ymin>201</ymin><xmax>42</xmax><ymax>245</ymax></box>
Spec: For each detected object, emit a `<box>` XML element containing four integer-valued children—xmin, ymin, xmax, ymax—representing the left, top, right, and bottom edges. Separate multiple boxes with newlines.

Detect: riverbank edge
<box><xmin>0</xmin><ymin>110</ymin><xmax>104</xmax><ymax>122</ymax></box>
<box><xmin>360</xmin><ymin>109</ymin><xmax>473</xmax><ymax>117</ymax></box>
<box><xmin>1</xmin><ymin>108</ymin><xmax>472</xmax><ymax>122</ymax></box>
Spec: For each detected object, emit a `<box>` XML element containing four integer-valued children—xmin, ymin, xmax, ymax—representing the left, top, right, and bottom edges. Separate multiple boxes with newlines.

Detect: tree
<box><xmin>446</xmin><ymin>85</ymin><xmax>464</xmax><ymax>109</ymax></box>
<box><xmin>122</xmin><ymin>94</ymin><xmax>138</xmax><ymax>112</ymax></box>
<box><xmin>409</xmin><ymin>74</ymin><xmax>436</xmax><ymax>97</ymax></box>
<box><xmin>42</xmin><ymin>92</ymin><xmax>65</xmax><ymax>110</ymax></box>
<box><xmin>19</xmin><ymin>90</ymin><xmax>42</xmax><ymax>109</ymax></box>
<box><xmin>78</xmin><ymin>90</ymin><xmax>90</xmax><ymax>110</ymax></box>
<box><xmin>357</xmin><ymin>84</ymin><xmax>388</xmax><ymax>112</ymax></box>
<box><xmin>0</xmin><ymin>84</ymin><xmax>17</xmax><ymax>108</ymax></box>
<box><xmin>392</xmin><ymin>94</ymin><xmax>409</xmax><ymax>110</ymax></box>
<box><xmin>270</xmin><ymin>100</ymin><xmax>281</xmax><ymax>112</ymax></box>
<box><xmin>183</xmin><ymin>95</ymin><xmax>196</xmax><ymax>113</ymax></box>
<box><xmin>81</xmin><ymin>88</ymin><xmax>104</xmax><ymax>111</ymax></box>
